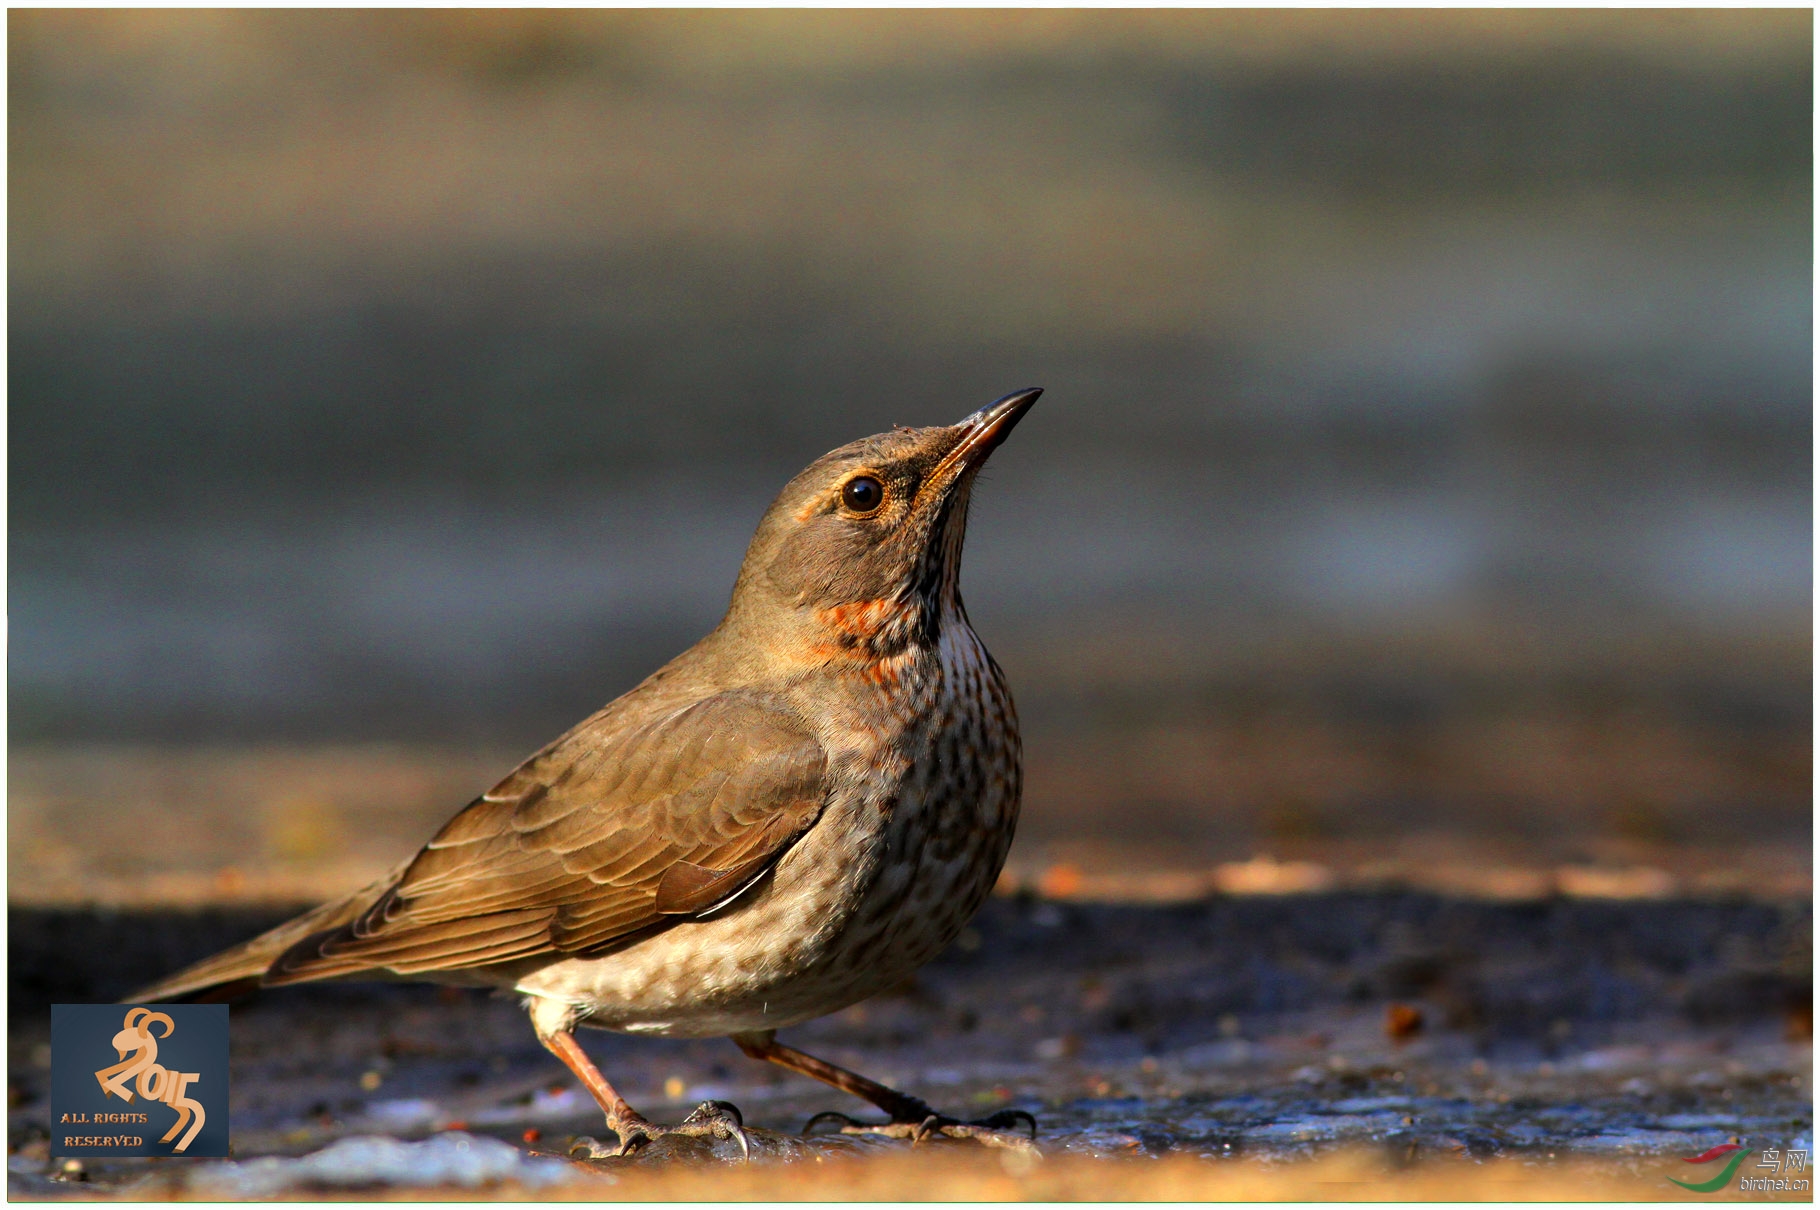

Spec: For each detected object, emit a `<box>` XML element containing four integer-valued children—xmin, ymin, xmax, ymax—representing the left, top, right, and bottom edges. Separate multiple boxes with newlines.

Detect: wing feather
<box><xmin>265</xmin><ymin>691</ymin><xmax>826</xmax><ymax>983</ymax></box>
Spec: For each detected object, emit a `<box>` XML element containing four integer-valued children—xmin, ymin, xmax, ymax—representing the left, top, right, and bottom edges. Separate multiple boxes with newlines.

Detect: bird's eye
<box><xmin>840</xmin><ymin>475</ymin><xmax>885</xmax><ymax>514</ymax></box>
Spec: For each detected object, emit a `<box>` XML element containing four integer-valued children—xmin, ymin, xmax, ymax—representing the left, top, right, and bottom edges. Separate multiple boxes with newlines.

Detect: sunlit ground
<box><xmin>419</xmin><ymin>1148</ymin><xmax>1820</xmax><ymax>1202</ymax></box>
<box><xmin>16</xmin><ymin>1145</ymin><xmax>1816</xmax><ymax>1201</ymax></box>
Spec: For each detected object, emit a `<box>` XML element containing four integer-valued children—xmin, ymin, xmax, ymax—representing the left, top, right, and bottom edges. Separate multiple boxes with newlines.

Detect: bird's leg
<box><xmin>539</xmin><ymin>1030</ymin><xmax>750</xmax><ymax>1160</ymax></box>
<box><xmin>731</xmin><ymin>1030</ymin><xmax>1038</xmax><ymax>1153</ymax></box>
<box><xmin>539</xmin><ymin>1030</ymin><xmax>656</xmax><ymax>1154</ymax></box>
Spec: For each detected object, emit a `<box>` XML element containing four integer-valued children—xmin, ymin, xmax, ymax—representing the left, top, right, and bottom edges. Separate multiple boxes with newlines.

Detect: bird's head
<box><xmin>725</xmin><ymin>387</ymin><xmax>1040</xmax><ymax>662</ymax></box>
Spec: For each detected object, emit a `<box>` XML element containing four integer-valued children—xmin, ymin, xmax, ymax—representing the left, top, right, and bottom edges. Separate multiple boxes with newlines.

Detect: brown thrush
<box><xmin>132</xmin><ymin>388</ymin><xmax>1042</xmax><ymax>1156</ymax></box>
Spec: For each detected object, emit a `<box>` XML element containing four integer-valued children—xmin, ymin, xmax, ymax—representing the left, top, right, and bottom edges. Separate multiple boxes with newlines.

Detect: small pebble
<box><xmin>1385</xmin><ymin>1003</ymin><xmax>1424</xmax><ymax>1040</ymax></box>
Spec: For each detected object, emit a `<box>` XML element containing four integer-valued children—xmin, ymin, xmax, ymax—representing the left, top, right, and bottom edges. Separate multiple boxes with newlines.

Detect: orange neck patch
<box><xmin>804</xmin><ymin>596</ymin><xmax>926</xmax><ymax>669</ymax></box>
<box><xmin>816</xmin><ymin>597</ymin><xmax>913</xmax><ymax>642</ymax></box>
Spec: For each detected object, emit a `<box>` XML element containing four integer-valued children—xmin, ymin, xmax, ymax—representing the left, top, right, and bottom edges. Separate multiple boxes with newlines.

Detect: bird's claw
<box><xmin>973</xmin><ymin>1107</ymin><xmax>1039</xmax><ymax>1138</ymax></box>
<box><xmin>568</xmin><ymin>1134</ymin><xmax>633</xmax><ymax>1160</ymax></box>
<box><xmin>570</xmin><ymin>1100</ymin><xmax>752</xmax><ymax>1162</ymax></box>
<box><xmin>802</xmin><ymin>1106</ymin><xmax>1040</xmax><ymax>1153</ymax></box>
<box><xmin>803</xmin><ymin>1109</ymin><xmax>866</xmax><ymax>1136</ymax></box>
<box><xmin>677</xmin><ymin>1099</ymin><xmax>753</xmax><ymax>1161</ymax></box>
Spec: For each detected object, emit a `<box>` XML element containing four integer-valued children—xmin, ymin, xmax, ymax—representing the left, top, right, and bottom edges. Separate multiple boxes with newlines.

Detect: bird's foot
<box><xmin>803</xmin><ymin>1106</ymin><xmax>1040</xmax><ymax>1154</ymax></box>
<box><xmin>570</xmin><ymin>1100</ymin><xmax>753</xmax><ymax>1162</ymax></box>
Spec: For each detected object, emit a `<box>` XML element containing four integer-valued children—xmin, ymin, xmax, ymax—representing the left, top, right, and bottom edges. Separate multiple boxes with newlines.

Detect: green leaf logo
<box><xmin>1668</xmin><ymin>1144</ymin><xmax>1750</xmax><ymax>1193</ymax></box>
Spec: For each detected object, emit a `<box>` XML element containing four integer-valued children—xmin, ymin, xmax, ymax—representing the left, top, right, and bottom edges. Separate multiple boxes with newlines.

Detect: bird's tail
<box><xmin>124</xmin><ymin>861</ymin><xmax>409</xmax><ymax>1004</ymax></box>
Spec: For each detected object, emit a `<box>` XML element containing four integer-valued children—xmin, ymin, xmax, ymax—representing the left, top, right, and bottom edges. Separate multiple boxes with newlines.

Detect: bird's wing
<box><xmin>265</xmin><ymin>691</ymin><xmax>827</xmax><ymax>983</ymax></box>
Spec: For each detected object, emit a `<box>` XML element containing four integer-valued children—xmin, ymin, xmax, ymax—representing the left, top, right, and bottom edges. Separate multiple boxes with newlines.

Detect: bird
<box><xmin>130</xmin><ymin>387</ymin><xmax>1043</xmax><ymax>1157</ymax></box>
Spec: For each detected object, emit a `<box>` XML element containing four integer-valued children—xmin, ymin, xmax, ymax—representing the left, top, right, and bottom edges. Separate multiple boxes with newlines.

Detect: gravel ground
<box><xmin>8</xmin><ymin>890</ymin><xmax>1811</xmax><ymax>1198</ymax></box>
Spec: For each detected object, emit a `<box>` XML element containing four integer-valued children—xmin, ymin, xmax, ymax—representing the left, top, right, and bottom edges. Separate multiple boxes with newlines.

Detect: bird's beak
<box><xmin>930</xmin><ymin>387</ymin><xmax>1042</xmax><ymax>482</ymax></box>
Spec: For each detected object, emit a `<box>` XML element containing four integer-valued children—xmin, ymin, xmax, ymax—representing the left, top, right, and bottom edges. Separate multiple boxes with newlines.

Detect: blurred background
<box><xmin>10</xmin><ymin>10</ymin><xmax>1811</xmax><ymax>905</ymax></box>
